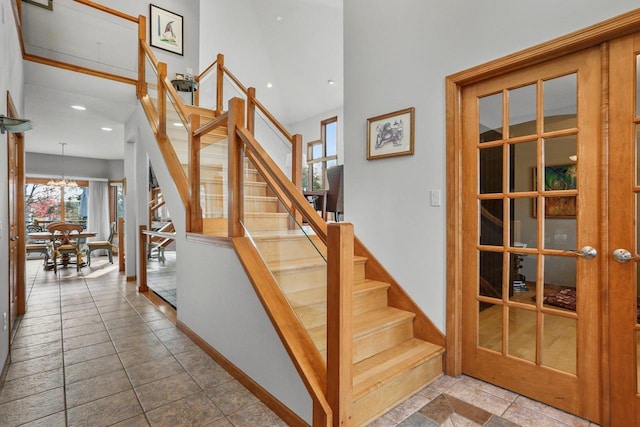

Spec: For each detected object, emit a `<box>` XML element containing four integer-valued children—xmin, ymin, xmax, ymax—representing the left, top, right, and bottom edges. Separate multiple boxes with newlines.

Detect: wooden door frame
<box><xmin>446</xmin><ymin>8</ymin><xmax>640</xmax><ymax>424</ymax></box>
<box><xmin>7</xmin><ymin>91</ymin><xmax>26</xmax><ymax>321</ymax></box>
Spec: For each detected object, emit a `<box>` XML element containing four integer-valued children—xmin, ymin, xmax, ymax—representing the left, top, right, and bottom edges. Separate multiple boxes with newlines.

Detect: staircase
<box><xmin>141</xmin><ymin>48</ymin><xmax>445</xmax><ymax>426</ymax></box>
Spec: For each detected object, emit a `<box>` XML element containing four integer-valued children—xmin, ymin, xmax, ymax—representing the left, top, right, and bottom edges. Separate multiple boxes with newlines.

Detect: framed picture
<box><xmin>23</xmin><ymin>0</ymin><xmax>52</xmax><ymax>10</ymax></box>
<box><xmin>367</xmin><ymin>107</ymin><xmax>415</xmax><ymax>160</ymax></box>
<box><xmin>150</xmin><ymin>4</ymin><xmax>183</xmax><ymax>56</ymax></box>
<box><xmin>532</xmin><ymin>164</ymin><xmax>577</xmax><ymax>218</ymax></box>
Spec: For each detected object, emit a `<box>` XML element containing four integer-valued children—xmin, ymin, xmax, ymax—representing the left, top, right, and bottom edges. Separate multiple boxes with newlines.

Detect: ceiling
<box><xmin>20</xmin><ymin>0</ymin><xmax>342</xmax><ymax>160</ymax></box>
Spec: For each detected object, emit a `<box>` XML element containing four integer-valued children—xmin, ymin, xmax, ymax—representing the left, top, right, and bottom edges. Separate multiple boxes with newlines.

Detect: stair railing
<box><xmin>229</xmin><ymin>97</ymin><xmax>354</xmax><ymax>426</ymax></box>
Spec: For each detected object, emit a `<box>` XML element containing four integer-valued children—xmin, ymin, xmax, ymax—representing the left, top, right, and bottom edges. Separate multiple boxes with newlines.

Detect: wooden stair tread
<box><xmin>353</xmin><ymin>338</ymin><xmax>444</xmax><ymax>400</ymax></box>
<box><xmin>286</xmin><ymin>279</ymin><xmax>389</xmax><ymax>308</ymax></box>
<box><xmin>309</xmin><ymin>306</ymin><xmax>415</xmax><ymax>348</ymax></box>
<box><xmin>268</xmin><ymin>256</ymin><xmax>367</xmax><ymax>272</ymax></box>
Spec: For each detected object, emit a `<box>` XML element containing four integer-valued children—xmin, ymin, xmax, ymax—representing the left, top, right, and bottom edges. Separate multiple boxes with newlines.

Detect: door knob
<box><xmin>612</xmin><ymin>248</ymin><xmax>640</xmax><ymax>263</ymax></box>
<box><xmin>569</xmin><ymin>246</ymin><xmax>597</xmax><ymax>260</ymax></box>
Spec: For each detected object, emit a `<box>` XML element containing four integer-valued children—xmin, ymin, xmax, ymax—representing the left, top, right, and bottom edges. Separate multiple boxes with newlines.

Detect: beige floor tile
<box><xmin>203</xmin><ymin>379</ymin><xmax>259</xmax><ymax>415</ymax></box>
<box><xmin>63</xmin><ymin>330</ymin><xmax>111</xmax><ymax>350</ymax></box>
<box><xmin>64</xmin><ymin>341</ymin><xmax>117</xmax><ymax>366</ymax></box>
<box><xmin>5</xmin><ymin>353</ymin><xmax>63</xmax><ymax>381</ymax></box>
<box><xmin>15</xmin><ymin>321</ymin><xmax>61</xmax><ymax>338</ymax></box>
<box><xmin>0</xmin><ymin>368</ymin><xmax>64</xmax><ymax>404</ymax></box>
<box><xmin>227</xmin><ymin>402</ymin><xmax>288</xmax><ymax>427</ymax></box>
<box><xmin>11</xmin><ymin>329</ymin><xmax>61</xmax><ymax>349</ymax></box>
<box><xmin>108</xmin><ymin>323</ymin><xmax>152</xmax><ymax>340</ymax></box>
<box><xmin>118</xmin><ymin>342</ymin><xmax>172</xmax><ymax>368</ymax></box>
<box><xmin>10</xmin><ymin>340</ymin><xmax>63</xmax><ymax>363</ymax></box>
<box><xmin>0</xmin><ymin>387</ymin><xmax>65</xmax><ymax>426</ymax></box>
<box><xmin>509</xmin><ymin>395</ymin><xmax>591</xmax><ymax>426</ymax></box>
<box><xmin>61</xmin><ymin>307</ymin><xmax>100</xmax><ymax>320</ymax></box>
<box><xmin>61</xmin><ymin>301</ymin><xmax>97</xmax><ymax>313</ymax></box>
<box><xmin>65</xmin><ymin>353</ymin><xmax>124</xmax><ymax>384</ymax></box>
<box><xmin>67</xmin><ymin>389</ymin><xmax>143</xmax><ymax>427</ymax></box>
<box><xmin>134</xmin><ymin>372</ymin><xmax>202</xmax><ymax>412</ymax></box>
<box><xmin>66</xmin><ymin>369</ymin><xmax>132</xmax><ymax>408</ymax></box>
<box><xmin>445</xmin><ymin>380</ymin><xmax>512</xmax><ymax>416</ymax></box>
<box><xmin>145</xmin><ymin>392</ymin><xmax>223</xmax><ymax>426</ymax></box>
<box><xmin>110</xmin><ymin>414</ymin><xmax>151</xmax><ymax>426</ymax></box>
<box><xmin>104</xmin><ymin>315</ymin><xmax>146</xmax><ymax>330</ymax></box>
<box><xmin>62</xmin><ymin>314</ymin><xmax>103</xmax><ymax>329</ymax></box>
<box><xmin>110</xmin><ymin>331</ymin><xmax>162</xmax><ymax>353</ymax></box>
<box><xmin>18</xmin><ymin>411</ymin><xmax>66</xmax><ymax>427</ymax></box>
<box><xmin>62</xmin><ymin>321</ymin><xmax>107</xmax><ymax>339</ymax></box>
<box><xmin>126</xmin><ymin>355</ymin><xmax>186</xmax><ymax>387</ymax></box>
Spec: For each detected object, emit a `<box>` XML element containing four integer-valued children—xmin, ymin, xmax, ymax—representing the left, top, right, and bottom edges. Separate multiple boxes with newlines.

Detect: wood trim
<box><xmin>216</xmin><ymin>54</ymin><xmax>224</xmax><ymax>113</ymax></box>
<box><xmin>221</xmin><ymin>65</ymin><xmax>248</xmax><ymax>95</ymax></box>
<box><xmin>246</xmin><ymin>89</ymin><xmax>293</xmax><ymax>143</ymax></box>
<box><xmin>326</xmin><ymin>223</ymin><xmax>354</xmax><ymax>426</ymax></box>
<box><xmin>193</xmin><ymin>112</ymin><xmax>228</xmax><ymax>138</ymax></box>
<box><xmin>185</xmin><ymin>105</ymin><xmax>218</xmax><ymax>120</ymax></box>
<box><xmin>23</xmin><ymin>53</ymin><xmax>136</xmax><ymax>86</ymax></box>
<box><xmin>232</xmin><ymin>236</ymin><xmax>332</xmax><ymax>425</ymax></box>
<box><xmin>197</xmin><ymin>58</ymin><xmax>218</xmax><ymax>84</ymax></box>
<box><xmin>228</xmin><ymin>98</ymin><xmax>245</xmax><ymax>237</ymax></box>
<box><xmin>140</xmin><ymin>289</ymin><xmax>176</xmax><ymax>324</ymax></box>
<box><xmin>177</xmin><ymin>319</ymin><xmax>309</xmax><ymax>427</ymax></box>
<box><xmin>138</xmin><ymin>225</ymin><xmax>148</xmax><ymax>292</ymax></box>
<box><xmin>11</xmin><ymin>0</ymin><xmax>25</xmax><ymax>56</ymax></box>
<box><xmin>118</xmin><ymin>217</ymin><xmax>125</xmax><ymax>272</ymax></box>
<box><xmin>189</xmin><ymin>114</ymin><xmax>202</xmax><ymax>233</ymax></box>
<box><xmin>126</xmin><ymin>275</ymin><xmax>136</xmax><ymax>282</ymax></box>
<box><xmin>72</xmin><ymin>0</ymin><xmax>138</xmax><ymax>23</ymax></box>
<box><xmin>185</xmin><ymin>233</ymin><xmax>232</xmax><ymax>248</ymax></box>
<box><xmin>353</xmin><ymin>237</ymin><xmax>445</xmax><ymax>347</ymax></box>
<box><xmin>247</xmin><ymin>87</ymin><xmax>256</xmax><ymax>135</ymax></box>
<box><xmin>138</xmin><ymin>16</ymin><xmax>147</xmax><ymax>98</ymax></box>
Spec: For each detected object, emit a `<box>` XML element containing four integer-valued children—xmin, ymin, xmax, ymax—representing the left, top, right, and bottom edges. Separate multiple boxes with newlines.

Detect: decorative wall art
<box><xmin>23</xmin><ymin>0</ymin><xmax>53</xmax><ymax>10</ymax></box>
<box><xmin>533</xmin><ymin>163</ymin><xmax>577</xmax><ymax>218</ymax></box>
<box><xmin>366</xmin><ymin>107</ymin><xmax>415</xmax><ymax>160</ymax></box>
<box><xmin>150</xmin><ymin>4</ymin><xmax>183</xmax><ymax>56</ymax></box>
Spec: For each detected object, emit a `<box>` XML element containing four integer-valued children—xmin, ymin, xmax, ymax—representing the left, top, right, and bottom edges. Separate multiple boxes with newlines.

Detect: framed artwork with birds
<box><xmin>150</xmin><ymin>4</ymin><xmax>183</xmax><ymax>56</ymax></box>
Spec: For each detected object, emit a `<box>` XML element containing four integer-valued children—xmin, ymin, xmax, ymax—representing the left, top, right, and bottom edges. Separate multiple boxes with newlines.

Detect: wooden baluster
<box><xmin>137</xmin><ymin>15</ymin><xmax>147</xmax><ymax>98</ymax></box>
<box><xmin>189</xmin><ymin>113</ymin><xmax>203</xmax><ymax>232</ymax></box>
<box><xmin>327</xmin><ymin>222</ymin><xmax>354</xmax><ymax>426</ymax></box>
<box><xmin>118</xmin><ymin>217</ymin><xmax>125</xmax><ymax>272</ymax></box>
<box><xmin>157</xmin><ymin>62</ymin><xmax>167</xmax><ymax>138</ymax></box>
<box><xmin>216</xmin><ymin>53</ymin><xmax>224</xmax><ymax>114</ymax></box>
<box><xmin>138</xmin><ymin>225</ymin><xmax>148</xmax><ymax>292</ymax></box>
<box><xmin>228</xmin><ymin>98</ymin><xmax>246</xmax><ymax>237</ymax></box>
<box><xmin>247</xmin><ymin>87</ymin><xmax>256</xmax><ymax>135</ymax></box>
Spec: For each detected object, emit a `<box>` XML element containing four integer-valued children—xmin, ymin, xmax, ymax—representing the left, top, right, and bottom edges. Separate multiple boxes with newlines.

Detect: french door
<box><xmin>460</xmin><ymin>46</ymin><xmax>603</xmax><ymax>421</ymax></box>
<box><xmin>609</xmin><ymin>33</ymin><xmax>640</xmax><ymax>426</ymax></box>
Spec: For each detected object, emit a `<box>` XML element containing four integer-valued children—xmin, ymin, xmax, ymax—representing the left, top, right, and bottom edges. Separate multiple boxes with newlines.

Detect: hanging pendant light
<box><xmin>47</xmin><ymin>142</ymin><xmax>78</xmax><ymax>187</ymax></box>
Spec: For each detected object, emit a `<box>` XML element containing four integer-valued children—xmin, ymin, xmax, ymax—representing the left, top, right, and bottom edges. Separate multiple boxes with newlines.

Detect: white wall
<box><xmin>0</xmin><ymin>0</ymin><xmax>25</xmax><ymax>375</ymax></box>
<box><xmin>343</xmin><ymin>0</ymin><xmax>639</xmax><ymax>332</ymax></box>
<box><xmin>25</xmin><ymin>152</ymin><xmax>123</xmax><ymax>181</ymax></box>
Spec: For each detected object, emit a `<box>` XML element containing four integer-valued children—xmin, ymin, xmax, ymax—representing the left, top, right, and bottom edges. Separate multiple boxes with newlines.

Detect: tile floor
<box><xmin>146</xmin><ymin>250</ymin><xmax>176</xmax><ymax>308</ymax></box>
<box><xmin>0</xmin><ymin>257</ymin><xmax>600</xmax><ymax>426</ymax></box>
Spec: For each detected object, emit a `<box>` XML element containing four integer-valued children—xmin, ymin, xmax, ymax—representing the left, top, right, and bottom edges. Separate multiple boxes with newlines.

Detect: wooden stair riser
<box><xmin>312</xmin><ymin>316</ymin><xmax>415</xmax><ymax>364</ymax></box>
<box><xmin>200</xmin><ymin>195</ymin><xmax>280</xmax><ymax>217</ymax></box>
<box><xmin>353</xmin><ymin>357</ymin><xmax>443</xmax><ymax>426</ymax></box>
<box><xmin>199</xmin><ymin>179</ymin><xmax>269</xmax><ymax>198</ymax></box>
<box><xmin>271</xmin><ymin>259</ymin><xmax>366</xmax><ymax>294</ymax></box>
<box><xmin>290</xmin><ymin>285</ymin><xmax>389</xmax><ymax>330</ymax></box>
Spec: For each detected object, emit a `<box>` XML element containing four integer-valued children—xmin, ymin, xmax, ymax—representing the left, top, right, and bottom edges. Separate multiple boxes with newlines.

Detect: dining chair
<box><xmin>47</xmin><ymin>222</ymin><xmax>84</xmax><ymax>273</ymax></box>
<box><xmin>86</xmin><ymin>222</ymin><xmax>117</xmax><ymax>265</ymax></box>
<box><xmin>326</xmin><ymin>164</ymin><xmax>344</xmax><ymax>222</ymax></box>
<box><xmin>25</xmin><ymin>224</ymin><xmax>50</xmax><ymax>266</ymax></box>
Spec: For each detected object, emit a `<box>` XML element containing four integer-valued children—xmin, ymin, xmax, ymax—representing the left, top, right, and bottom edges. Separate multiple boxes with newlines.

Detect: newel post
<box><xmin>138</xmin><ymin>225</ymin><xmax>148</xmax><ymax>292</ymax></box>
<box><xmin>247</xmin><ymin>87</ymin><xmax>256</xmax><ymax>135</ymax></box>
<box><xmin>137</xmin><ymin>15</ymin><xmax>147</xmax><ymax>98</ymax></box>
<box><xmin>228</xmin><ymin>98</ymin><xmax>246</xmax><ymax>237</ymax></box>
<box><xmin>216</xmin><ymin>53</ymin><xmax>224</xmax><ymax>113</ymax></box>
<box><xmin>157</xmin><ymin>62</ymin><xmax>167</xmax><ymax>138</ymax></box>
<box><xmin>327</xmin><ymin>222</ymin><xmax>354</xmax><ymax>426</ymax></box>
<box><xmin>189</xmin><ymin>114</ymin><xmax>202</xmax><ymax>233</ymax></box>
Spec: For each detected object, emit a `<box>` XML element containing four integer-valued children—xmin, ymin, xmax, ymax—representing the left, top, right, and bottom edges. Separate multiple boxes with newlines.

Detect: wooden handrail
<box><xmin>233</xmin><ymin>237</ymin><xmax>332</xmax><ymax>427</ymax></box>
<box><xmin>140</xmin><ymin>40</ymin><xmax>160</xmax><ymax>74</ymax></box>
<box><xmin>247</xmin><ymin>92</ymin><xmax>294</xmax><ymax>142</ymax></box>
<box><xmin>194</xmin><ymin>112</ymin><xmax>228</xmax><ymax>138</ymax></box>
<box><xmin>237</xmin><ymin>125</ymin><xmax>328</xmax><ymax>244</ymax></box>
<box><xmin>197</xmin><ymin>59</ymin><xmax>218</xmax><ymax>83</ymax></box>
<box><xmin>24</xmin><ymin>53</ymin><xmax>137</xmax><ymax>86</ymax></box>
<box><xmin>221</xmin><ymin>65</ymin><xmax>249</xmax><ymax>94</ymax></box>
<box><xmin>73</xmin><ymin>0</ymin><xmax>138</xmax><ymax>22</ymax></box>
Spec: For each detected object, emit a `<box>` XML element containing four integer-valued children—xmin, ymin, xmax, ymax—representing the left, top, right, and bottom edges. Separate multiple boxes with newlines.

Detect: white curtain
<box><xmin>87</xmin><ymin>181</ymin><xmax>110</xmax><ymax>252</ymax></box>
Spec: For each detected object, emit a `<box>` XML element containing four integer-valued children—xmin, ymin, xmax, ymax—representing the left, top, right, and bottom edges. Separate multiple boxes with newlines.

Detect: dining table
<box><xmin>27</xmin><ymin>230</ymin><xmax>97</xmax><ymax>270</ymax></box>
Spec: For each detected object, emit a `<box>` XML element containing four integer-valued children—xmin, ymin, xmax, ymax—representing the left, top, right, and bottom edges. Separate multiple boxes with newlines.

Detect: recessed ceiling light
<box><xmin>101</xmin><ymin>127</ymin><xmax>113</xmax><ymax>132</ymax></box>
<box><xmin>173</xmin><ymin>122</ymin><xmax>184</xmax><ymax>127</ymax></box>
<box><xmin>328</xmin><ymin>80</ymin><xmax>335</xmax><ymax>85</ymax></box>
<box><xmin>276</xmin><ymin>16</ymin><xmax>283</xmax><ymax>21</ymax></box>
<box><xmin>267</xmin><ymin>82</ymin><xmax>273</xmax><ymax>89</ymax></box>
<box><xmin>71</xmin><ymin>105</ymin><xmax>86</xmax><ymax>111</ymax></box>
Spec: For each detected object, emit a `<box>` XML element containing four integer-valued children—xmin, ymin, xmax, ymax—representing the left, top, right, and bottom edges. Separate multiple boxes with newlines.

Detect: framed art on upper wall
<box><xmin>23</xmin><ymin>0</ymin><xmax>52</xmax><ymax>10</ymax></box>
<box><xmin>367</xmin><ymin>107</ymin><xmax>415</xmax><ymax>160</ymax></box>
<box><xmin>150</xmin><ymin>4</ymin><xmax>183</xmax><ymax>56</ymax></box>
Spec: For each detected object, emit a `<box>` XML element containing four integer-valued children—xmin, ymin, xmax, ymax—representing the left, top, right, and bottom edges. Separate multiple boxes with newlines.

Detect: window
<box><xmin>25</xmin><ymin>178</ymin><xmax>89</xmax><ymax>229</ymax></box>
<box><xmin>305</xmin><ymin>116</ymin><xmax>338</xmax><ymax>190</ymax></box>
<box><xmin>109</xmin><ymin>180</ymin><xmax>125</xmax><ymax>223</ymax></box>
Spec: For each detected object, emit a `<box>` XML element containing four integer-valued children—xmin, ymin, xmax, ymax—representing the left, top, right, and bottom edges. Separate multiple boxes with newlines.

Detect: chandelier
<box><xmin>47</xmin><ymin>142</ymin><xmax>78</xmax><ymax>187</ymax></box>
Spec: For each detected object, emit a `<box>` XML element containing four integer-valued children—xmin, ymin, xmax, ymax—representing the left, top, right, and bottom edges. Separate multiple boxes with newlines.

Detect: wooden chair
<box><xmin>87</xmin><ymin>222</ymin><xmax>116</xmax><ymax>265</ymax></box>
<box><xmin>25</xmin><ymin>224</ymin><xmax>49</xmax><ymax>266</ymax></box>
<box><xmin>326</xmin><ymin>165</ymin><xmax>344</xmax><ymax>222</ymax></box>
<box><xmin>47</xmin><ymin>222</ymin><xmax>84</xmax><ymax>273</ymax></box>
